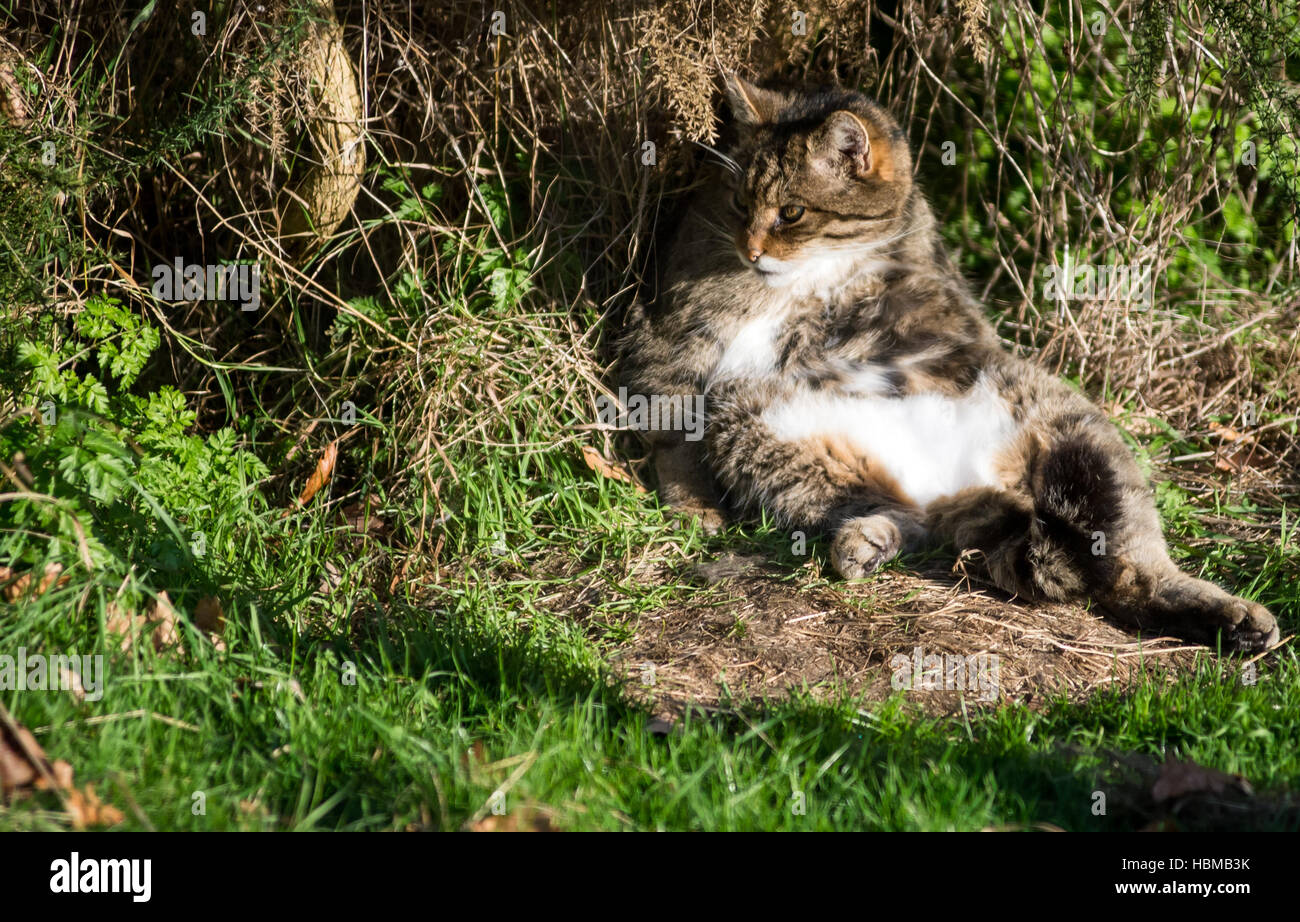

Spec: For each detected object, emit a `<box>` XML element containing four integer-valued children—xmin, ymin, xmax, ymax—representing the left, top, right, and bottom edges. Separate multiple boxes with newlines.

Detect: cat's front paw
<box><xmin>830</xmin><ymin>514</ymin><xmax>902</xmax><ymax>579</ymax></box>
<box><xmin>673</xmin><ymin>502</ymin><xmax>726</xmax><ymax>536</ymax></box>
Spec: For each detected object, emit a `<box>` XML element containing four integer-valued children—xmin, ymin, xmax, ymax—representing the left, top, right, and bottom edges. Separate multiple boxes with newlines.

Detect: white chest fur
<box><xmin>708</xmin><ymin>307</ymin><xmax>789</xmax><ymax>384</ymax></box>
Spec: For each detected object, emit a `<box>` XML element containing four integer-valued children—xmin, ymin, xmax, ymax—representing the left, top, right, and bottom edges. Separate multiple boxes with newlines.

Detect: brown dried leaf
<box><xmin>1209</xmin><ymin>421</ymin><xmax>1250</xmax><ymax>443</ymax></box>
<box><xmin>239</xmin><ymin>798</ymin><xmax>269</xmax><ymax>818</ymax></box>
<box><xmin>1209</xmin><ymin>421</ymin><xmax>1263</xmax><ymax>473</ymax></box>
<box><xmin>0</xmin><ymin>565</ymin><xmax>17</xmax><ymax>601</ymax></box>
<box><xmin>318</xmin><ymin>560</ymin><xmax>343</xmax><ymax>595</ymax></box>
<box><xmin>460</xmin><ymin>740</ymin><xmax>488</xmax><ymax>783</ymax></box>
<box><xmin>0</xmin><ymin>55</ymin><xmax>30</xmax><ymax>124</ymax></box>
<box><xmin>298</xmin><ymin>440</ymin><xmax>339</xmax><ymax>506</ymax></box>
<box><xmin>106</xmin><ymin>592</ymin><xmax>183</xmax><ymax>653</ymax></box>
<box><xmin>341</xmin><ymin>496</ymin><xmax>389</xmax><ymax>537</ymax></box>
<box><xmin>193</xmin><ymin>596</ymin><xmax>225</xmax><ymax>634</ymax></box>
<box><xmin>65</xmin><ymin>783</ymin><xmax>126</xmax><ymax>829</ymax></box>
<box><xmin>148</xmin><ymin>591</ymin><xmax>181</xmax><ymax>651</ymax></box>
<box><xmin>1</xmin><ymin>562</ymin><xmax>71</xmax><ymax>602</ymax></box>
<box><xmin>0</xmin><ymin>723</ymin><xmax>42</xmax><ymax>794</ymax></box>
<box><xmin>3</xmin><ymin>571</ymin><xmax>32</xmax><ymax>602</ymax></box>
<box><xmin>1213</xmin><ymin>445</ymin><xmax>1267</xmax><ymax>474</ymax></box>
<box><xmin>37</xmin><ymin>562</ymin><xmax>68</xmax><ymax>595</ymax></box>
<box><xmin>0</xmin><ymin>706</ymin><xmax>71</xmax><ymax>799</ymax></box>
<box><xmin>44</xmin><ymin>759</ymin><xmax>75</xmax><ymax>792</ymax></box>
<box><xmin>194</xmin><ymin>595</ymin><xmax>228</xmax><ymax>652</ymax></box>
<box><xmin>470</xmin><ymin>808</ymin><xmax>555</xmax><ymax>832</ymax></box>
<box><xmin>580</xmin><ymin>445</ymin><xmax>647</xmax><ymax>493</ymax></box>
<box><xmin>1151</xmin><ymin>759</ymin><xmax>1252</xmax><ymax>803</ymax></box>
<box><xmin>104</xmin><ymin>601</ymin><xmax>137</xmax><ymax>652</ymax></box>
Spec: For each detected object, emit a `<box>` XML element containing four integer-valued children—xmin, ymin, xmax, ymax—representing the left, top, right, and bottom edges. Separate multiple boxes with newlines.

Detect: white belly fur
<box><xmin>761</xmin><ymin>374</ymin><xmax>1020</xmax><ymax>508</ymax></box>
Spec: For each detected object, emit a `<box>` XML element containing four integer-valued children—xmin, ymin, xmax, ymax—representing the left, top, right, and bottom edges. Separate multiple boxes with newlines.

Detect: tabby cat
<box><xmin>619</xmin><ymin>75</ymin><xmax>1279</xmax><ymax>653</ymax></box>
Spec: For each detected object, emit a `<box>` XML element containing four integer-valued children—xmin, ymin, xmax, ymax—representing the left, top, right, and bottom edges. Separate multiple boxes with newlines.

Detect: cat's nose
<box><xmin>745</xmin><ymin>238</ymin><xmax>764</xmax><ymax>262</ymax></box>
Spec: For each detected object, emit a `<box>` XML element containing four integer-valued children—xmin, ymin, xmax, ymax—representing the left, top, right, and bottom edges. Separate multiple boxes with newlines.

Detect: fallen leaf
<box><xmin>318</xmin><ymin>560</ymin><xmax>343</xmax><ymax>595</ymax></box>
<box><xmin>4</xmin><ymin>571</ymin><xmax>33</xmax><ymax>602</ymax></box>
<box><xmin>1214</xmin><ymin>445</ymin><xmax>1266</xmax><ymax>474</ymax></box>
<box><xmin>65</xmin><ymin>783</ymin><xmax>126</xmax><ymax>829</ymax></box>
<box><xmin>580</xmin><ymin>445</ymin><xmax>647</xmax><ymax>493</ymax></box>
<box><xmin>148</xmin><ymin>591</ymin><xmax>181</xmax><ymax>651</ymax></box>
<box><xmin>194</xmin><ymin>595</ymin><xmax>227</xmax><ymax>652</ymax></box>
<box><xmin>341</xmin><ymin>495</ymin><xmax>389</xmax><ymax>537</ymax></box>
<box><xmin>104</xmin><ymin>601</ymin><xmax>136</xmax><ymax>652</ymax></box>
<box><xmin>36</xmin><ymin>562</ymin><xmax>68</xmax><ymax>595</ymax></box>
<box><xmin>1151</xmin><ymin>759</ymin><xmax>1252</xmax><ymax>803</ymax></box>
<box><xmin>297</xmin><ymin>440</ymin><xmax>339</xmax><ymax>507</ymax></box>
<box><xmin>1</xmin><ymin>562</ymin><xmax>71</xmax><ymax>602</ymax></box>
<box><xmin>0</xmin><ymin>702</ymin><xmax>73</xmax><ymax>800</ymax></box>
<box><xmin>1209</xmin><ymin>421</ymin><xmax>1264</xmax><ymax>473</ymax></box>
<box><xmin>0</xmin><ymin>719</ymin><xmax>45</xmax><ymax>794</ymax></box>
<box><xmin>193</xmin><ymin>595</ymin><xmax>224</xmax><ymax>633</ymax></box>
<box><xmin>470</xmin><ymin>808</ymin><xmax>555</xmax><ymax>832</ymax></box>
<box><xmin>460</xmin><ymin>740</ymin><xmax>488</xmax><ymax>781</ymax></box>
<box><xmin>0</xmin><ymin>57</ymin><xmax>30</xmax><ymax>124</ymax></box>
<box><xmin>106</xmin><ymin>592</ymin><xmax>182</xmax><ymax>653</ymax></box>
<box><xmin>1208</xmin><ymin>420</ymin><xmax>1249</xmax><ymax>442</ymax></box>
<box><xmin>46</xmin><ymin>759</ymin><xmax>75</xmax><ymax>791</ymax></box>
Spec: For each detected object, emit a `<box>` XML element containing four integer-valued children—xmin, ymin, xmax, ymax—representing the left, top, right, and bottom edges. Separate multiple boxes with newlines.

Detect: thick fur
<box><xmin>619</xmin><ymin>75</ymin><xmax>1279</xmax><ymax>653</ymax></box>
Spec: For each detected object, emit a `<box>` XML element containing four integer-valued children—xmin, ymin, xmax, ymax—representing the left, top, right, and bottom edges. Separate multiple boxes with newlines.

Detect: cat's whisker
<box><xmin>695</xmin><ymin>216</ymin><xmax>738</xmax><ymax>245</ymax></box>
<box><xmin>690</xmin><ymin>140</ymin><xmax>743</xmax><ymax>176</ymax></box>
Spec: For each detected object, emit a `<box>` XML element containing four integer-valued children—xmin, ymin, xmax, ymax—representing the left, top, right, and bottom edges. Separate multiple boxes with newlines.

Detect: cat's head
<box><xmin>720</xmin><ymin>74</ymin><xmax>916</xmax><ymax>289</ymax></box>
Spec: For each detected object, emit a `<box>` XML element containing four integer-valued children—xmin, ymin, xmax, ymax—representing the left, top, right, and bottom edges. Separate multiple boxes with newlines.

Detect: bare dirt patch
<box><xmin>543</xmin><ymin>546</ymin><xmax>1221</xmax><ymax>720</ymax></box>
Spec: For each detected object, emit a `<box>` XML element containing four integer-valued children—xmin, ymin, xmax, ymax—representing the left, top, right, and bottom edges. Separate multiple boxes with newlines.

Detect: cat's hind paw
<box><xmin>1218</xmin><ymin>597</ymin><xmax>1280</xmax><ymax>653</ymax></box>
<box><xmin>831</xmin><ymin>514</ymin><xmax>904</xmax><ymax>580</ymax></box>
<box><xmin>1150</xmin><ymin>579</ymin><xmax>1280</xmax><ymax>654</ymax></box>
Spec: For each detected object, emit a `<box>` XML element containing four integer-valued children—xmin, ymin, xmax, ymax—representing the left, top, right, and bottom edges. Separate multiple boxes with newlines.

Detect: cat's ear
<box><xmin>723</xmin><ymin>72</ymin><xmax>787</xmax><ymax>126</ymax></box>
<box><xmin>809</xmin><ymin>110</ymin><xmax>874</xmax><ymax>179</ymax></box>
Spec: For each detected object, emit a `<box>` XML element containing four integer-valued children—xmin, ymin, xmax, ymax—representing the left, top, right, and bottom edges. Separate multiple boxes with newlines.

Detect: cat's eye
<box><xmin>731</xmin><ymin>189</ymin><xmax>747</xmax><ymax>214</ymax></box>
<box><xmin>778</xmin><ymin>204</ymin><xmax>805</xmax><ymax>223</ymax></box>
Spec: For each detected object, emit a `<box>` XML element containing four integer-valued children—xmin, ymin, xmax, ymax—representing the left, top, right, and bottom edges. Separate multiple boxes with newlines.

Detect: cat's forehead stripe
<box><xmin>749</xmin><ymin>149</ymin><xmax>791</xmax><ymax>202</ymax></box>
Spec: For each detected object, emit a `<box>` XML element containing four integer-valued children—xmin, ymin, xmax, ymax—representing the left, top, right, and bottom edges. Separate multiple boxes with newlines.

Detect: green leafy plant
<box><xmin>0</xmin><ymin>295</ymin><xmax>268</xmax><ymax>597</ymax></box>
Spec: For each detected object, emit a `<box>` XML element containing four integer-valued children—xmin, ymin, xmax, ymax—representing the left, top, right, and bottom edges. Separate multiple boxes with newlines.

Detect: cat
<box><xmin>618</xmin><ymin>74</ymin><xmax>1280</xmax><ymax>653</ymax></box>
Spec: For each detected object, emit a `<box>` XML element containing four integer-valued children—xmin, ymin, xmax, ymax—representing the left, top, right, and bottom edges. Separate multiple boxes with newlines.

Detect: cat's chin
<box><xmin>752</xmin><ymin>266</ymin><xmax>795</xmax><ymax>287</ymax></box>
<box><xmin>739</xmin><ymin>252</ymin><xmax>860</xmax><ymax>295</ymax></box>
<box><xmin>737</xmin><ymin>253</ymin><xmax>807</xmax><ymax>288</ymax></box>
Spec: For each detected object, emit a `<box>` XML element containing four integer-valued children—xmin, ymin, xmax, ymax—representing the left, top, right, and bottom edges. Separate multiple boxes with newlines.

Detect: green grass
<box><xmin>3</xmin><ymin>438</ymin><xmax>1298</xmax><ymax>831</ymax></box>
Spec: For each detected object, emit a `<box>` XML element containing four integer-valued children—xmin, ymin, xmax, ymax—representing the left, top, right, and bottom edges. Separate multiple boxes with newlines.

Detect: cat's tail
<box><xmin>926</xmin><ymin>422</ymin><xmax>1123</xmax><ymax>602</ymax></box>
